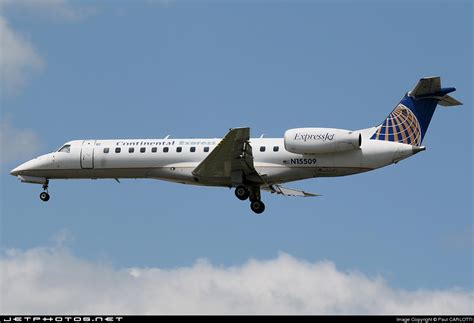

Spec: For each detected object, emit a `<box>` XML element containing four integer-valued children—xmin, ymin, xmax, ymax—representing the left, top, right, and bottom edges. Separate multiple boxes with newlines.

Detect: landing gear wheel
<box><xmin>39</xmin><ymin>192</ymin><xmax>50</xmax><ymax>202</ymax></box>
<box><xmin>235</xmin><ymin>185</ymin><xmax>250</xmax><ymax>201</ymax></box>
<box><xmin>40</xmin><ymin>180</ymin><xmax>50</xmax><ymax>202</ymax></box>
<box><xmin>250</xmin><ymin>200</ymin><xmax>265</xmax><ymax>214</ymax></box>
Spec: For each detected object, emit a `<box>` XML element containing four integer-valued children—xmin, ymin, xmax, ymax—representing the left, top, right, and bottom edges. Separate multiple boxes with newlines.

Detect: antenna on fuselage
<box><xmin>260</xmin><ymin>134</ymin><xmax>266</xmax><ymax>138</ymax></box>
<box><xmin>164</xmin><ymin>135</ymin><xmax>170</xmax><ymax>139</ymax></box>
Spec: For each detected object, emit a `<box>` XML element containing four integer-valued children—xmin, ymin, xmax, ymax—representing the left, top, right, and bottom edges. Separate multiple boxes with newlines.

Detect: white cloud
<box><xmin>0</xmin><ymin>0</ymin><xmax>98</xmax><ymax>95</ymax></box>
<box><xmin>0</xmin><ymin>120</ymin><xmax>41</xmax><ymax>164</ymax></box>
<box><xmin>0</xmin><ymin>247</ymin><xmax>472</xmax><ymax>314</ymax></box>
<box><xmin>0</xmin><ymin>15</ymin><xmax>44</xmax><ymax>95</ymax></box>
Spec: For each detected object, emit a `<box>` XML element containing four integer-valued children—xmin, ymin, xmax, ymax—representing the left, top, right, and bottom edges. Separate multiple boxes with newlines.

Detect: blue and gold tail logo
<box><xmin>370</xmin><ymin>104</ymin><xmax>422</xmax><ymax>146</ymax></box>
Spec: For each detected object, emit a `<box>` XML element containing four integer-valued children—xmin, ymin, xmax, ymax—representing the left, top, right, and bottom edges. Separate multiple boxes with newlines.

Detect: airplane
<box><xmin>10</xmin><ymin>76</ymin><xmax>462</xmax><ymax>214</ymax></box>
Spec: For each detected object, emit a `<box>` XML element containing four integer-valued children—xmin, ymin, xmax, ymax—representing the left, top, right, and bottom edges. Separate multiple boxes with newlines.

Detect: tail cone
<box><xmin>412</xmin><ymin>146</ymin><xmax>426</xmax><ymax>155</ymax></box>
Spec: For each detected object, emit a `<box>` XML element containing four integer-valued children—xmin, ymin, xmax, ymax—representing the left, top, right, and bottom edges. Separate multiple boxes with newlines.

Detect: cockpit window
<box><xmin>58</xmin><ymin>145</ymin><xmax>71</xmax><ymax>153</ymax></box>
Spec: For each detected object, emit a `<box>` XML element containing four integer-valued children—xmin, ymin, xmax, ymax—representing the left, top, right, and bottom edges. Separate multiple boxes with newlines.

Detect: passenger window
<box><xmin>140</xmin><ymin>147</ymin><xmax>146</xmax><ymax>153</ymax></box>
<box><xmin>204</xmin><ymin>147</ymin><xmax>209</xmax><ymax>153</ymax></box>
<box><xmin>190</xmin><ymin>147</ymin><xmax>196</xmax><ymax>153</ymax></box>
<box><xmin>152</xmin><ymin>147</ymin><xmax>157</xmax><ymax>153</ymax></box>
<box><xmin>115</xmin><ymin>147</ymin><xmax>121</xmax><ymax>153</ymax></box>
<box><xmin>103</xmin><ymin>148</ymin><xmax>109</xmax><ymax>153</ymax></box>
<box><xmin>177</xmin><ymin>147</ymin><xmax>182</xmax><ymax>153</ymax></box>
<box><xmin>273</xmin><ymin>146</ymin><xmax>279</xmax><ymax>152</ymax></box>
<box><xmin>163</xmin><ymin>147</ymin><xmax>169</xmax><ymax>153</ymax></box>
<box><xmin>58</xmin><ymin>145</ymin><xmax>71</xmax><ymax>153</ymax></box>
<box><xmin>260</xmin><ymin>146</ymin><xmax>266</xmax><ymax>152</ymax></box>
<box><xmin>129</xmin><ymin>147</ymin><xmax>134</xmax><ymax>153</ymax></box>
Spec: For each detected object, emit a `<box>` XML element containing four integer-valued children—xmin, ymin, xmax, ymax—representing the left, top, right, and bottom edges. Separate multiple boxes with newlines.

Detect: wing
<box><xmin>192</xmin><ymin>127</ymin><xmax>264</xmax><ymax>185</ymax></box>
<box><xmin>263</xmin><ymin>184</ymin><xmax>320</xmax><ymax>197</ymax></box>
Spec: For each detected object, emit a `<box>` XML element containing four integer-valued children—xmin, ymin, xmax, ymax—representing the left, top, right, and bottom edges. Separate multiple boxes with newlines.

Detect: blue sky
<box><xmin>0</xmin><ymin>0</ymin><xmax>472</xmax><ymax>314</ymax></box>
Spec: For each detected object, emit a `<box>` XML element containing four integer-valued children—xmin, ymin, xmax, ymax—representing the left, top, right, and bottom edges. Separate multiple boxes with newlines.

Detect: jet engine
<box><xmin>284</xmin><ymin>128</ymin><xmax>361</xmax><ymax>154</ymax></box>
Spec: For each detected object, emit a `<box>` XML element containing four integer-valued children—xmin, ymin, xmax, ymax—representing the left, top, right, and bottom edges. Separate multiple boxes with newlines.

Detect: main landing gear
<box><xmin>235</xmin><ymin>185</ymin><xmax>265</xmax><ymax>214</ymax></box>
<box><xmin>39</xmin><ymin>180</ymin><xmax>50</xmax><ymax>202</ymax></box>
<box><xmin>235</xmin><ymin>185</ymin><xmax>250</xmax><ymax>200</ymax></box>
<box><xmin>250</xmin><ymin>200</ymin><xmax>265</xmax><ymax>214</ymax></box>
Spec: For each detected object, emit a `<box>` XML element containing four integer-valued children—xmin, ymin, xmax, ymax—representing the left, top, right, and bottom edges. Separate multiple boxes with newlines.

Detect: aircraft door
<box><xmin>81</xmin><ymin>140</ymin><xmax>95</xmax><ymax>169</ymax></box>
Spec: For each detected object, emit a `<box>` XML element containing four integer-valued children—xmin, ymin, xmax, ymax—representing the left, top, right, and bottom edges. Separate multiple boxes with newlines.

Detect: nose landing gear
<box><xmin>39</xmin><ymin>180</ymin><xmax>50</xmax><ymax>202</ymax></box>
<box><xmin>40</xmin><ymin>192</ymin><xmax>50</xmax><ymax>201</ymax></box>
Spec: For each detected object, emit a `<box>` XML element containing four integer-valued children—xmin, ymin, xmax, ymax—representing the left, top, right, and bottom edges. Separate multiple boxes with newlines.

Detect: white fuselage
<box><xmin>10</xmin><ymin>126</ymin><xmax>421</xmax><ymax>187</ymax></box>
<box><xmin>9</xmin><ymin>75</ymin><xmax>456</xmax><ymax>213</ymax></box>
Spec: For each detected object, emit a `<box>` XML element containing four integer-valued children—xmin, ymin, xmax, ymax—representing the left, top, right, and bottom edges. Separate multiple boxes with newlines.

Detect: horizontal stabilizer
<box><xmin>409</xmin><ymin>76</ymin><xmax>441</xmax><ymax>97</ymax></box>
<box><xmin>408</xmin><ymin>76</ymin><xmax>462</xmax><ymax>107</ymax></box>
<box><xmin>263</xmin><ymin>184</ymin><xmax>320</xmax><ymax>197</ymax></box>
<box><xmin>438</xmin><ymin>94</ymin><xmax>463</xmax><ymax>107</ymax></box>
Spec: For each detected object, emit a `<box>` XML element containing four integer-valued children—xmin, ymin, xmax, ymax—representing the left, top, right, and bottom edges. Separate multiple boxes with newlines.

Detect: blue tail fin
<box><xmin>370</xmin><ymin>76</ymin><xmax>462</xmax><ymax>146</ymax></box>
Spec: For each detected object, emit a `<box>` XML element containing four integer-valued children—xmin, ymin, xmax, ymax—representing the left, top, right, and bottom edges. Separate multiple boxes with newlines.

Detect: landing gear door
<box><xmin>81</xmin><ymin>140</ymin><xmax>95</xmax><ymax>169</ymax></box>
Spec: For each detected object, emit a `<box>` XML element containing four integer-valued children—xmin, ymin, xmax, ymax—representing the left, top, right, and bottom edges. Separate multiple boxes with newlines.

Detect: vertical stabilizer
<box><xmin>370</xmin><ymin>76</ymin><xmax>462</xmax><ymax>146</ymax></box>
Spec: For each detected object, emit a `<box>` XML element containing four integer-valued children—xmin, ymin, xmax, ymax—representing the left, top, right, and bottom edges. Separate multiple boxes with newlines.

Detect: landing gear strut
<box><xmin>40</xmin><ymin>180</ymin><xmax>50</xmax><ymax>202</ymax></box>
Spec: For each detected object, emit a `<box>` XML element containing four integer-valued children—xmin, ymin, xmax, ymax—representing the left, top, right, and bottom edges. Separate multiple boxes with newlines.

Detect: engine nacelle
<box><xmin>284</xmin><ymin>128</ymin><xmax>361</xmax><ymax>154</ymax></box>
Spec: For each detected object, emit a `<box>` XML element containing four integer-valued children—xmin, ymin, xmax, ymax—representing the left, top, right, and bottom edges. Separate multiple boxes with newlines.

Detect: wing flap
<box><xmin>263</xmin><ymin>185</ymin><xmax>320</xmax><ymax>197</ymax></box>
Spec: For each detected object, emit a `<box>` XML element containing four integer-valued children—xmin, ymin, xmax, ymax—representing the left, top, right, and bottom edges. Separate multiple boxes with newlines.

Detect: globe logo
<box><xmin>371</xmin><ymin>104</ymin><xmax>422</xmax><ymax>146</ymax></box>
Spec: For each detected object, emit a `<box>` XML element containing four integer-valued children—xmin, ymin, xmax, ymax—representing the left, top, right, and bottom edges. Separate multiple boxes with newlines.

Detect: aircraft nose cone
<box><xmin>10</xmin><ymin>166</ymin><xmax>21</xmax><ymax>176</ymax></box>
<box><xmin>9</xmin><ymin>155</ymin><xmax>53</xmax><ymax>177</ymax></box>
<box><xmin>10</xmin><ymin>158</ymin><xmax>37</xmax><ymax>176</ymax></box>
